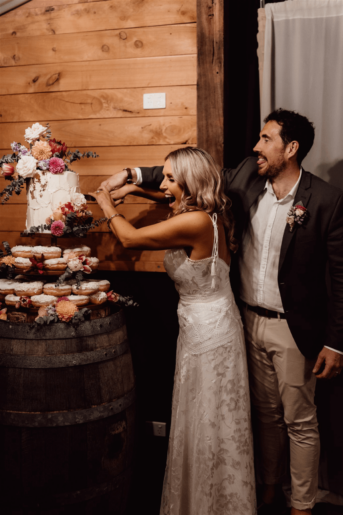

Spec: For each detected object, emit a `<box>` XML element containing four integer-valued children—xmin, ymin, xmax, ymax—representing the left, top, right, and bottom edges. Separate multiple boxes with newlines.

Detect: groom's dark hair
<box><xmin>264</xmin><ymin>108</ymin><xmax>315</xmax><ymax>165</ymax></box>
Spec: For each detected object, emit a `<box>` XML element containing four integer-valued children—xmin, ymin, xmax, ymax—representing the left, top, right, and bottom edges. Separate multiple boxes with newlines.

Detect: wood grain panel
<box><xmin>0</xmin><ymin>203</ymin><xmax>170</xmax><ymax>232</ymax></box>
<box><xmin>197</xmin><ymin>0</ymin><xmax>224</xmax><ymax>167</ymax></box>
<box><xmin>0</xmin><ymin>145</ymin><xmax>191</xmax><ymax>176</ymax></box>
<box><xmin>0</xmin><ymin>86</ymin><xmax>196</xmax><ymax>122</ymax></box>
<box><xmin>0</xmin><ymin>117</ymin><xmax>196</xmax><ymax>148</ymax></box>
<box><xmin>0</xmin><ymin>0</ymin><xmax>196</xmax><ymax>38</ymax></box>
<box><xmin>0</xmin><ymin>24</ymin><xmax>196</xmax><ymax>67</ymax></box>
<box><xmin>0</xmin><ymin>55</ymin><xmax>197</xmax><ymax>95</ymax></box>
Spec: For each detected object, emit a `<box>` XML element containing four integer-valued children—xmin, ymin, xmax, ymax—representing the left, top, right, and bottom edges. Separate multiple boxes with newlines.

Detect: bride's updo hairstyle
<box><xmin>165</xmin><ymin>147</ymin><xmax>237</xmax><ymax>252</ymax></box>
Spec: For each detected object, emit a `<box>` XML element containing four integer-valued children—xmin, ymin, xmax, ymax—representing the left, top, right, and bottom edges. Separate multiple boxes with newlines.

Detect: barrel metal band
<box><xmin>0</xmin><ymin>309</ymin><xmax>125</xmax><ymax>340</ymax></box>
<box><xmin>0</xmin><ymin>339</ymin><xmax>129</xmax><ymax>369</ymax></box>
<box><xmin>0</xmin><ymin>389</ymin><xmax>135</xmax><ymax>427</ymax></box>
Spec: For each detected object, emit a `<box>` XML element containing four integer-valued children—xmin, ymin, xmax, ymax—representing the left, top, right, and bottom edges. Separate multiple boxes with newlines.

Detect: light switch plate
<box><xmin>143</xmin><ymin>93</ymin><xmax>166</xmax><ymax>110</ymax></box>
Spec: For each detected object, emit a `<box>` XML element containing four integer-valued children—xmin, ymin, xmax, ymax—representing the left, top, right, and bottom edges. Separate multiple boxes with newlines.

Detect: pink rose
<box><xmin>51</xmin><ymin>220</ymin><xmax>65</xmax><ymax>236</ymax></box>
<box><xmin>45</xmin><ymin>217</ymin><xmax>52</xmax><ymax>225</ymax></box>
<box><xmin>49</xmin><ymin>157</ymin><xmax>65</xmax><ymax>174</ymax></box>
<box><xmin>1</xmin><ymin>163</ymin><xmax>15</xmax><ymax>177</ymax></box>
<box><xmin>107</xmin><ymin>290</ymin><xmax>119</xmax><ymax>303</ymax></box>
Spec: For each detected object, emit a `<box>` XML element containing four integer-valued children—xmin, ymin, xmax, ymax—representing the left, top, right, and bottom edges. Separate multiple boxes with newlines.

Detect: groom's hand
<box><xmin>100</xmin><ymin>169</ymin><xmax>137</xmax><ymax>193</ymax></box>
<box><xmin>313</xmin><ymin>347</ymin><xmax>343</xmax><ymax>379</ymax></box>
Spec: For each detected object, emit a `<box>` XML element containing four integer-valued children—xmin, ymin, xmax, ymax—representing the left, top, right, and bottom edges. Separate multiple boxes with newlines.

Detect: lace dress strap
<box><xmin>210</xmin><ymin>213</ymin><xmax>218</xmax><ymax>289</ymax></box>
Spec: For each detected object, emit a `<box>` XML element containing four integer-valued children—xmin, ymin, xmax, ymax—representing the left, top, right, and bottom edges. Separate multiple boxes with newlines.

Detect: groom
<box><xmin>100</xmin><ymin>109</ymin><xmax>343</xmax><ymax>515</ymax></box>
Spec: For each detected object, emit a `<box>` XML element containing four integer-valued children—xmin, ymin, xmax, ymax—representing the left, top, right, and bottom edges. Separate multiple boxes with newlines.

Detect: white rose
<box><xmin>16</xmin><ymin>155</ymin><xmax>37</xmax><ymax>178</ymax></box>
<box><xmin>68</xmin><ymin>258</ymin><xmax>84</xmax><ymax>272</ymax></box>
<box><xmin>24</xmin><ymin>123</ymin><xmax>47</xmax><ymax>144</ymax></box>
<box><xmin>71</xmin><ymin>193</ymin><xmax>86</xmax><ymax>209</ymax></box>
<box><xmin>295</xmin><ymin>208</ymin><xmax>303</xmax><ymax>217</ymax></box>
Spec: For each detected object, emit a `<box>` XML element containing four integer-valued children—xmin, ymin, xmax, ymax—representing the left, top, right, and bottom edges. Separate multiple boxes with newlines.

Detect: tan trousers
<box><xmin>242</xmin><ymin>308</ymin><xmax>320</xmax><ymax>511</ymax></box>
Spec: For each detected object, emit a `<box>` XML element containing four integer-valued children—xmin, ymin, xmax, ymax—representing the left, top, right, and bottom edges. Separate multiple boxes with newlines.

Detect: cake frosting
<box><xmin>15</xmin><ymin>257</ymin><xmax>32</xmax><ymax>265</ymax></box>
<box><xmin>44</xmin><ymin>258</ymin><xmax>67</xmax><ymax>265</ymax></box>
<box><xmin>26</xmin><ymin>170</ymin><xmax>80</xmax><ymax>230</ymax></box>
<box><xmin>5</xmin><ymin>294</ymin><xmax>20</xmax><ymax>302</ymax></box>
<box><xmin>14</xmin><ymin>281</ymin><xmax>43</xmax><ymax>292</ymax></box>
<box><xmin>31</xmin><ymin>294</ymin><xmax>56</xmax><ymax>303</ymax></box>
<box><xmin>68</xmin><ymin>295</ymin><xmax>89</xmax><ymax>302</ymax></box>
<box><xmin>33</xmin><ymin>245</ymin><xmax>61</xmax><ymax>255</ymax></box>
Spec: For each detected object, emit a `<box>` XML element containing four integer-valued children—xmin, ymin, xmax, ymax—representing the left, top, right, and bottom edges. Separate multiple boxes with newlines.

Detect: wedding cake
<box><xmin>26</xmin><ymin>170</ymin><xmax>81</xmax><ymax>230</ymax></box>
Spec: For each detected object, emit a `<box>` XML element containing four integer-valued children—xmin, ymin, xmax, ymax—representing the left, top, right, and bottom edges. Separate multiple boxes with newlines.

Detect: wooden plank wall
<box><xmin>0</xmin><ymin>0</ymin><xmax>197</xmax><ymax>271</ymax></box>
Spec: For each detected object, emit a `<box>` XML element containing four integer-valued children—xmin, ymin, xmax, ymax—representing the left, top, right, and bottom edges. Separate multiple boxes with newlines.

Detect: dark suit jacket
<box><xmin>141</xmin><ymin>158</ymin><xmax>343</xmax><ymax>358</ymax></box>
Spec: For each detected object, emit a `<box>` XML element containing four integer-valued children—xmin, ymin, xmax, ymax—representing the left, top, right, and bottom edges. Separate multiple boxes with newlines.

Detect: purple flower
<box><xmin>11</xmin><ymin>142</ymin><xmax>20</xmax><ymax>152</ymax></box>
<box><xmin>38</xmin><ymin>159</ymin><xmax>50</xmax><ymax>171</ymax></box>
<box><xmin>19</xmin><ymin>146</ymin><xmax>30</xmax><ymax>156</ymax></box>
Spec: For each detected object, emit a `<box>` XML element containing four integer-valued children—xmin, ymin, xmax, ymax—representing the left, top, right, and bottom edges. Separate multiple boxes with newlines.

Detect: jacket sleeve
<box><xmin>222</xmin><ymin>157</ymin><xmax>258</xmax><ymax>197</ymax></box>
<box><xmin>141</xmin><ymin>166</ymin><xmax>164</xmax><ymax>189</ymax></box>
<box><xmin>325</xmin><ymin>193</ymin><xmax>343</xmax><ymax>352</ymax></box>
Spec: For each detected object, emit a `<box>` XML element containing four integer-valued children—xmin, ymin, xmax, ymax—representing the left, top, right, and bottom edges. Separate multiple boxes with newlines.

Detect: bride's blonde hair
<box><xmin>165</xmin><ymin>147</ymin><xmax>237</xmax><ymax>252</ymax></box>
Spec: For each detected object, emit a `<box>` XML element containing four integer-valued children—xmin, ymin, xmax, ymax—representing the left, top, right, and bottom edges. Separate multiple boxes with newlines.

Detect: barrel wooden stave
<box><xmin>0</xmin><ymin>311</ymin><xmax>135</xmax><ymax>514</ymax></box>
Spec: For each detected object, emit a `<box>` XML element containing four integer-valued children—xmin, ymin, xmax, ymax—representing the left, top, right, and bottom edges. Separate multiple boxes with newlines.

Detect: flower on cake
<box><xmin>24</xmin><ymin>123</ymin><xmax>47</xmax><ymax>144</ymax></box>
<box><xmin>38</xmin><ymin>159</ymin><xmax>50</xmax><ymax>171</ymax></box>
<box><xmin>51</xmin><ymin>220</ymin><xmax>65</xmax><ymax>236</ymax></box>
<box><xmin>49</xmin><ymin>138</ymin><xmax>67</xmax><ymax>157</ymax></box>
<box><xmin>1</xmin><ymin>163</ymin><xmax>15</xmax><ymax>177</ymax></box>
<box><xmin>16</xmin><ymin>155</ymin><xmax>37</xmax><ymax>178</ymax></box>
<box><xmin>49</xmin><ymin>157</ymin><xmax>65</xmax><ymax>174</ymax></box>
<box><xmin>31</xmin><ymin>141</ymin><xmax>52</xmax><ymax>161</ymax></box>
<box><xmin>56</xmin><ymin>299</ymin><xmax>78</xmax><ymax>322</ymax></box>
<box><xmin>71</xmin><ymin>193</ymin><xmax>87</xmax><ymax>210</ymax></box>
<box><xmin>107</xmin><ymin>290</ymin><xmax>120</xmax><ymax>303</ymax></box>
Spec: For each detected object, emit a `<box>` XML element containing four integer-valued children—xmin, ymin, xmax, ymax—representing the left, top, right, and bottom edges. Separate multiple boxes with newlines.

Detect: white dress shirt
<box><xmin>239</xmin><ymin>171</ymin><xmax>302</xmax><ymax>312</ymax></box>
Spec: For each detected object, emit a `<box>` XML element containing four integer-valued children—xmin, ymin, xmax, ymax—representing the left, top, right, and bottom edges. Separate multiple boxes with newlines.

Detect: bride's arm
<box><xmin>110</xmin><ymin>184</ymin><xmax>167</xmax><ymax>203</ymax></box>
<box><xmin>90</xmin><ymin>189</ymin><xmax>207</xmax><ymax>250</ymax></box>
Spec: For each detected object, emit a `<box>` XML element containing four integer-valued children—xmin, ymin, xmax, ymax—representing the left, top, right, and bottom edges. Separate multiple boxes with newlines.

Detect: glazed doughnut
<box><xmin>5</xmin><ymin>294</ymin><xmax>21</xmax><ymax>306</ymax></box>
<box><xmin>63</xmin><ymin>246</ymin><xmax>91</xmax><ymax>259</ymax></box>
<box><xmin>90</xmin><ymin>291</ymin><xmax>107</xmax><ymax>305</ymax></box>
<box><xmin>0</xmin><ymin>279</ymin><xmax>18</xmax><ymax>295</ymax></box>
<box><xmin>86</xmin><ymin>257</ymin><xmax>99</xmax><ymax>270</ymax></box>
<box><xmin>31</xmin><ymin>294</ymin><xmax>57</xmax><ymax>307</ymax></box>
<box><xmin>43</xmin><ymin>282</ymin><xmax>72</xmax><ymax>297</ymax></box>
<box><xmin>67</xmin><ymin>295</ymin><xmax>89</xmax><ymax>307</ymax></box>
<box><xmin>11</xmin><ymin>245</ymin><xmax>33</xmax><ymax>259</ymax></box>
<box><xmin>72</xmin><ymin>281</ymin><xmax>98</xmax><ymax>296</ymax></box>
<box><xmin>95</xmin><ymin>280</ymin><xmax>110</xmax><ymax>292</ymax></box>
<box><xmin>33</xmin><ymin>246</ymin><xmax>61</xmax><ymax>261</ymax></box>
<box><xmin>14</xmin><ymin>257</ymin><xmax>32</xmax><ymax>270</ymax></box>
<box><xmin>43</xmin><ymin>258</ymin><xmax>67</xmax><ymax>271</ymax></box>
<box><xmin>14</xmin><ymin>281</ymin><xmax>43</xmax><ymax>297</ymax></box>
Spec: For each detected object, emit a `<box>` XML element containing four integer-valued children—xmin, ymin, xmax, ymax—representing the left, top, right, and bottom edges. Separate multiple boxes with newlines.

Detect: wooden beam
<box><xmin>197</xmin><ymin>0</ymin><xmax>224</xmax><ymax>167</ymax></box>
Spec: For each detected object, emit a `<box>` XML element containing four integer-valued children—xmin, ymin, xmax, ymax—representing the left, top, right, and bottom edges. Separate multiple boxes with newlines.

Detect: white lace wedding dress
<box><xmin>161</xmin><ymin>214</ymin><xmax>256</xmax><ymax>515</ymax></box>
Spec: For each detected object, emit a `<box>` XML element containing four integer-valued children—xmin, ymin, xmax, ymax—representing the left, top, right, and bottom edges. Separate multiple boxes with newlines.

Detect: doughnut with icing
<box><xmin>63</xmin><ymin>246</ymin><xmax>91</xmax><ymax>259</ymax></box>
<box><xmin>5</xmin><ymin>294</ymin><xmax>21</xmax><ymax>306</ymax></box>
<box><xmin>33</xmin><ymin>246</ymin><xmax>61</xmax><ymax>261</ymax></box>
<box><xmin>87</xmin><ymin>257</ymin><xmax>99</xmax><ymax>269</ymax></box>
<box><xmin>90</xmin><ymin>291</ymin><xmax>107</xmax><ymax>305</ymax></box>
<box><xmin>0</xmin><ymin>279</ymin><xmax>17</xmax><ymax>295</ymax></box>
<box><xmin>67</xmin><ymin>295</ymin><xmax>89</xmax><ymax>307</ymax></box>
<box><xmin>15</xmin><ymin>281</ymin><xmax>43</xmax><ymax>297</ymax></box>
<box><xmin>72</xmin><ymin>281</ymin><xmax>98</xmax><ymax>296</ymax></box>
<box><xmin>43</xmin><ymin>258</ymin><xmax>67</xmax><ymax>271</ymax></box>
<box><xmin>14</xmin><ymin>257</ymin><xmax>32</xmax><ymax>270</ymax></box>
<box><xmin>11</xmin><ymin>245</ymin><xmax>33</xmax><ymax>258</ymax></box>
<box><xmin>43</xmin><ymin>282</ymin><xmax>72</xmax><ymax>297</ymax></box>
<box><xmin>31</xmin><ymin>294</ymin><xmax>57</xmax><ymax>307</ymax></box>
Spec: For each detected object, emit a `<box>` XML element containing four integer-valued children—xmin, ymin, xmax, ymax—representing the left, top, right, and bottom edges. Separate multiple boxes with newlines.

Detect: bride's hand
<box><xmin>88</xmin><ymin>189</ymin><xmax>123</xmax><ymax>212</ymax></box>
<box><xmin>110</xmin><ymin>184</ymin><xmax>138</xmax><ymax>201</ymax></box>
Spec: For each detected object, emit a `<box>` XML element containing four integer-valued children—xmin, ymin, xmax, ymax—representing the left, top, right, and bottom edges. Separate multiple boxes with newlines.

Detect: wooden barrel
<box><xmin>0</xmin><ymin>310</ymin><xmax>135</xmax><ymax>514</ymax></box>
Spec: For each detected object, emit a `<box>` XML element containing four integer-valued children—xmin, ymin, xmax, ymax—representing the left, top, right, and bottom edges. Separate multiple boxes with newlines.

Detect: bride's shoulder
<box><xmin>177</xmin><ymin>210</ymin><xmax>213</xmax><ymax>231</ymax></box>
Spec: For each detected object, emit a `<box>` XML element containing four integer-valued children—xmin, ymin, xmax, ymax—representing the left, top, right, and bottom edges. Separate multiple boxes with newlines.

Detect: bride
<box><xmin>91</xmin><ymin>147</ymin><xmax>256</xmax><ymax>515</ymax></box>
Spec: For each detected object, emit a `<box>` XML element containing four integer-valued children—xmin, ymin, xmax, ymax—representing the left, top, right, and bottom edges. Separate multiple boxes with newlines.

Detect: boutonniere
<box><xmin>286</xmin><ymin>200</ymin><xmax>309</xmax><ymax>232</ymax></box>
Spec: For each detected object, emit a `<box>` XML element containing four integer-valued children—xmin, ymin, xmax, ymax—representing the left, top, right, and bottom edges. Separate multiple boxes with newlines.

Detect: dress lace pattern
<box><xmin>161</xmin><ymin>215</ymin><xmax>256</xmax><ymax>515</ymax></box>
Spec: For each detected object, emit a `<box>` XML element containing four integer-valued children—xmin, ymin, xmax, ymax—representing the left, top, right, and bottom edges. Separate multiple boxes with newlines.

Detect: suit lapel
<box><xmin>278</xmin><ymin>171</ymin><xmax>312</xmax><ymax>273</ymax></box>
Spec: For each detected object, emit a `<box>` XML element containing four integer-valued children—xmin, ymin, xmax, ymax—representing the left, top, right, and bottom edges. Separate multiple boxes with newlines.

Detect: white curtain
<box><xmin>261</xmin><ymin>0</ymin><xmax>343</xmax><ymax>186</ymax></box>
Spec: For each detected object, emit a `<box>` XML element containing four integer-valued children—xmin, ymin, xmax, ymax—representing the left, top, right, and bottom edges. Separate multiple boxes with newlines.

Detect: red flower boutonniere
<box><xmin>286</xmin><ymin>200</ymin><xmax>309</xmax><ymax>232</ymax></box>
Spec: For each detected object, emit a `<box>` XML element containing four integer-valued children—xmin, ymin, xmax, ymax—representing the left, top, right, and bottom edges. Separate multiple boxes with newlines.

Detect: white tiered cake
<box><xmin>26</xmin><ymin>170</ymin><xmax>81</xmax><ymax>230</ymax></box>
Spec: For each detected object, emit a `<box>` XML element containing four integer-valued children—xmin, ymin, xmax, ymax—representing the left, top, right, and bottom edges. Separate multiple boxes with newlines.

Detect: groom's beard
<box><xmin>257</xmin><ymin>154</ymin><xmax>287</xmax><ymax>179</ymax></box>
